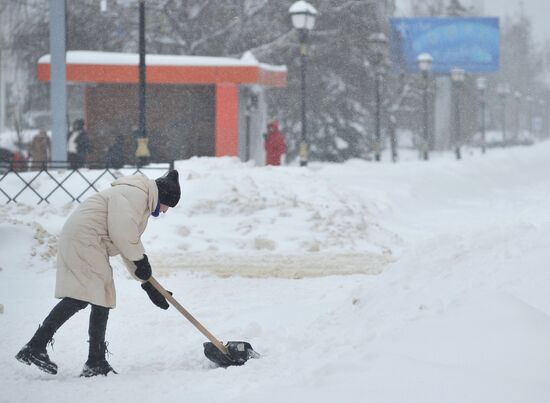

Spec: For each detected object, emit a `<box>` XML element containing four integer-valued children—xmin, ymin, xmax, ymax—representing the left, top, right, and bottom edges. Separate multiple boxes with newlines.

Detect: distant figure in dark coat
<box><xmin>0</xmin><ymin>147</ymin><xmax>13</xmax><ymax>164</ymax></box>
<box><xmin>264</xmin><ymin>120</ymin><xmax>286</xmax><ymax>166</ymax></box>
<box><xmin>106</xmin><ymin>135</ymin><xmax>124</xmax><ymax>169</ymax></box>
<box><xmin>67</xmin><ymin>119</ymin><xmax>91</xmax><ymax>169</ymax></box>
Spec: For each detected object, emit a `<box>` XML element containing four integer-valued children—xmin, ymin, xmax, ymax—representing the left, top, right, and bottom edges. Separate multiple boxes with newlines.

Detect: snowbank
<box><xmin>0</xmin><ymin>156</ymin><xmax>396</xmax><ymax>277</ymax></box>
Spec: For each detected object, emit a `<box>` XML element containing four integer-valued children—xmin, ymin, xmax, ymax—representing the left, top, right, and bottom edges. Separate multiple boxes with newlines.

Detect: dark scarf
<box><xmin>151</xmin><ymin>200</ymin><xmax>160</xmax><ymax>217</ymax></box>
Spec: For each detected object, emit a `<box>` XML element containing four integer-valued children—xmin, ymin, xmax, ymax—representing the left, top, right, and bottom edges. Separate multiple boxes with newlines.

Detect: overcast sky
<box><xmin>395</xmin><ymin>0</ymin><xmax>550</xmax><ymax>44</ymax></box>
<box><xmin>483</xmin><ymin>0</ymin><xmax>550</xmax><ymax>43</ymax></box>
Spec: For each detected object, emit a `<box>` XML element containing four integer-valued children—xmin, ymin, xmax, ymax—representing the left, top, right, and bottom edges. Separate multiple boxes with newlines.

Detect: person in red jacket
<box><xmin>264</xmin><ymin>120</ymin><xmax>286</xmax><ymax>166</ymax></box>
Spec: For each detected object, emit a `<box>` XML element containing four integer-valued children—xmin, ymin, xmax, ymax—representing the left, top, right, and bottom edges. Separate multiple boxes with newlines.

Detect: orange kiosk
<box><xmin>38</xmin><ymin>51</ymin><xmax>287</xmax><ymax>164</ymax></box>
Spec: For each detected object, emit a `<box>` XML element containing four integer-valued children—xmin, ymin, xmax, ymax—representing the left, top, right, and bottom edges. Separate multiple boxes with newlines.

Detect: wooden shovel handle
<box><xmin>148</xmin><ymin>276</ymin><xmax>229</xmax><ymax>356</ymax></box>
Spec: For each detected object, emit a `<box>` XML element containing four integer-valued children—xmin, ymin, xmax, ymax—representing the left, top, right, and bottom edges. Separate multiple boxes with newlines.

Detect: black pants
<box><xmin>29</xmin><ymin>297</ymin><xmax>109</xmax><ymax>350</ymax></box>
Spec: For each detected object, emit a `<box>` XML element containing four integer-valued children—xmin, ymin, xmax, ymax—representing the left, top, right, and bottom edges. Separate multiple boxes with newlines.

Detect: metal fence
<box><xmin>0</xmin><ymin>160</ymin><xmax>173</xmax><ymax>205</ymax></box>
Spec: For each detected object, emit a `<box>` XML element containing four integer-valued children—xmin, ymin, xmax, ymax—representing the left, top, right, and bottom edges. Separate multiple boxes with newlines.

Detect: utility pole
<box><xmin>497</xmin><ymin>83</ymin><xmax>510</xmax><ymax>146</ymax></box>
<box><xmin>289</xmin><ymin>1</ymin><xmax>317</xmax><ymax>167</ymax></box>
<box><xmin>451</xmin><ymin>68</ymin><xmax>465</xmax><ymax>160</ymax></box>
<box><xmin>0</xmin><ymin>49</ymin><xmax>5</xmax><ymax>132</ymax></box>
<box><xmin>476</xmin><ymin>77</ymin><xmax>487</xmax><ymax>153</ymax></box>
<box><xmin>368</xmin><ymin>32</ymin><xmax>388</xmax><ymax>162</ymax></box>
<box><xmin>49</xmin><ymin>0</ymin><xmax>67</xmax><ymax>162</ymax></box>
<box><xmin>135</xmin><ymin>0</ymin><xmax>150</xmax><ymax>166</ymax></box>
<box><xmin>417</xmin><ymin>53</ymin><xmax>433</xmax><ymax>160</ymax></box>
<box><xmin>0</xmin><ymin>4</ymin><xmax>6</xmax><ymax>133</ymax></box>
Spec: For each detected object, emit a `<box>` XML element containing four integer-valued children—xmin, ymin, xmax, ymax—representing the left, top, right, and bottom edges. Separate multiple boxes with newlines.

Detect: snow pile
<box><xmin>175</xmin><ymin>157</ymin><xmax>388</xmax><ymax>254</ymax></box>
<box><xmin>0</xmin><ymin>157</ymin><xmax>396</xmax><ymax>277</ymax></box>
<box><xmin>153</xmin><ymin>157</ymin><xmax>396</xmax><ymax>277</ymax></box>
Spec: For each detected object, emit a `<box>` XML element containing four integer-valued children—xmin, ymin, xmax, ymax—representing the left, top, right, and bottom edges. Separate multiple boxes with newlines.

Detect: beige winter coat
<box><xmin>55</xmin><ymin>175</ymin><xmax>158</xmax><ymax>308</ymax></box>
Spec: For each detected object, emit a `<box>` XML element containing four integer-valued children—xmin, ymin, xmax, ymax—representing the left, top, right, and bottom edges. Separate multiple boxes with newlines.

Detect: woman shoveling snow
<box><xmin>15</xmin><ymin>170</ymin><xmax>181</xmax><ymax>377</ymax></box>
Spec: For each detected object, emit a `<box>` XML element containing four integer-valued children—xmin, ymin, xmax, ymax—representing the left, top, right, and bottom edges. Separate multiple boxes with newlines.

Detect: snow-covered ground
<box><xmin>1</xmin><ymin>143</ymin><xmax>550</xmax><ymax>403</ymax></box>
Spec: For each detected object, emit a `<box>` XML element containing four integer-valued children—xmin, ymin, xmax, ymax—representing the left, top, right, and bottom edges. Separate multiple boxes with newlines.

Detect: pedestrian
<box><xmin>67</xmin><ymin>118</ymin><xmax>91</xmax><ymax>169</ymax></box>
<box><xmin>0</xmin><ymin>147</ymin><xmax>13</xmax><ymax>173</ymax></box>
<box><xmin>15</xmin><ymin>169</ymin><xmax>181</xmax><ymax>377</ymax></box>
<box><xmin>264</xmin><ymin>120</ymin><xmax>286</xmax><ymax>166</ymax></box>
<box><xmin>29</xmin><ymin>129</ymin><xmax>51</xmax><ymax>171</ymax></box>
<box><xmin>106</xmin><ymin>134</ymin><xmax>125</xmax><ymax>169</ymax></box>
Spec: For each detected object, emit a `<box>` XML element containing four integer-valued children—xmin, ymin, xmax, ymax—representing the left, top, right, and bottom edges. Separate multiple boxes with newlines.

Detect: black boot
<box><xmin>15</xmin><ymin>298</ymin><xmax>88</xmax><ymax>375</ymax></box>
<box><xmin>80</xmin><ymin>304</ymin><xmax>117</xmax><ymax>377</ymax></box>
<box><xmin>80</xmin><ymin>341</ymin><xmax>117</xmax><ymax>377</ymax></box>
<box><xmin>15</xmin><ymin>326</ymin><xmax>58</xmax><ymax>375</ymax></box>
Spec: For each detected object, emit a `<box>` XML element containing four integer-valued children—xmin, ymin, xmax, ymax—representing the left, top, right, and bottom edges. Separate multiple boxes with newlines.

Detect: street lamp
<box><xmin>496</xmin><ymin>83</ymin><xmax>510</xmax><ymax>146</ymax></box>
<box><xmin>539</xmin><ymin>99</ymin><xmax>547</xmax><ymax>137</ymax></box>
<box><xmin>135</xmin><ymin>0</ymin><xmax>150</xmax><ymax>167</ymax></box>
<box><xmin>450</xmin><ymin>68</ymin><xmax>465</xmax><ymax>160</ymax></box>
<box><xmin>289</xmin><ymin>0</ymin><xmax>317</xmax><ymax>167</ymax></box>
<box><xmin>417</xmin><ymin>53</ymin><xmax>433</xmax><ymax>160</ymax></box>
<box><xmin>513</xmin><ymin>91</ymin><xmax>522</xmax><ymax>143</ymax></box>
<box><xmin>476</xmin><ymin>76</ymin><xmax>487</xmax><ymax>154</ymax></box>
<box><xmin>244</xmin><ymin>91</ymin><xmax>258</xmax><ymax>162</ymax></box>
<box><xmin>368</xmin><ymin>32</ymin><xmax>388</xmax><ymax>162</ymax></box>
<box><xmin>525</xmin><ymin>95</ymin><xmax>533</xmax><ymax>134</ymax></box>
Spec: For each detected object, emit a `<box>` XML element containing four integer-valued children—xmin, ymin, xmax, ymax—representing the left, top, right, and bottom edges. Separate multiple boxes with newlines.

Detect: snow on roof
<box><xmin>38</xmin><ymin>50</ymin><xmax>287</xmax><ymax>72</ymax></box>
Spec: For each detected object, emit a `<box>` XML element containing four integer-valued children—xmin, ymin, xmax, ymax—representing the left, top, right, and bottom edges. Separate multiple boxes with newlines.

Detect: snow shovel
<box><xmin>148</xmin><ymin>277</ymin><xmax>259</xmax><ymax>367</ymax></box>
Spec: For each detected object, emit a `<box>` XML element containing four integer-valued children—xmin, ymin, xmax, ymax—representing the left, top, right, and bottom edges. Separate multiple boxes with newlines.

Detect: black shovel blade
<box><xmin>203</xmin><ymin>341</ymin><xmax>260</xmax><ymax>367</ymax></box>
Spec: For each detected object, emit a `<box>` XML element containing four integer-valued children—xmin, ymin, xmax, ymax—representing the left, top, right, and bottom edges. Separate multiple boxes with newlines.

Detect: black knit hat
<box><xmin>155</xmin><ymin>170</ymin><xmax>181</xmax><ymax>207</ymax></box>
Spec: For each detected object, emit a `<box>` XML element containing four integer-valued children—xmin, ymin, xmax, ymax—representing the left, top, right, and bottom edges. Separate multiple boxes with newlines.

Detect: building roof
<box><xmin>38</xmin><ymin>51</ymin><xmax>287</xmax><ymax>87</ymax></box>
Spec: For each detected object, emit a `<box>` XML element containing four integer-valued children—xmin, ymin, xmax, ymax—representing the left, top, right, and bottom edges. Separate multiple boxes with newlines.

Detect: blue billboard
<box><xmin>389</xmin><ymin>17</ymin><xmax>500</xmax><ymax>73</ymax></box>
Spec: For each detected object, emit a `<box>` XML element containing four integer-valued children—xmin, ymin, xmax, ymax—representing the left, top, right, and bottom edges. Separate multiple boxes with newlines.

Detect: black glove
<box><xmin>141</xmin><ymin>281</ymin><xmax>171</xmax><ymax>310</ymax></box>
<box><xmin>134</xmin><ymin>255</ymin><xmax>152</xmax><ymax>281</ymax></box>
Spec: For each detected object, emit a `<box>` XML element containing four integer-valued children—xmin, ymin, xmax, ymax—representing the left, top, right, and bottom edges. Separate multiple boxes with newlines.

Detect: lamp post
<box><xmin>289</xmin><ymin>1</ymin><xmax>317</xmax><ymax>167</ymax></box>
<box><xmin>244</xmin><ymin>91</ymin><xmax>258</xmax><ymax>162</ymax></box>
<box><xmin>417</xmin><ymin>53</ymin><xmax>433</xmax><ymax>160</ymax></box>
<box><xmin>476</xmin><ymin>77</ymin><xmax>487</xmax><ymax>154</ymax></box>
<box><xmin>513</xmin><ymin>91</ymin><xmax>522</xmax><ymax>143</ymax></box>
<box><xmin>451</xmin><ymin>68</ymin><xmax>465</xmax><ymax>160</ymax></box>
<box><xmin>525</xmin><ymin>95</ymin><xmax>533</xmax><ymax>134</ymax></box>
<box><xmin>135</xmin><ymin>0</ymin><xmax>150</xmax><ymax>167</ymax></box>
<box><xmin>539</xmin><ymin>99</ymin><xmax>547</xmax><ymax>137</ymax></box>
<box><xmin>496</xmin><ymin>83</ymin><xmax>510</xmax><ymax>146</ymax></box>
<box><xmin>368</xmin><ymin>32</ymin><xmax>388</xmax><ymax>162</ymax></box>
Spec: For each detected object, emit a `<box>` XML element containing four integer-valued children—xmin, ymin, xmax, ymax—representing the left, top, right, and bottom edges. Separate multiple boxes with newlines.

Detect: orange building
<box><xmin>38</xmin><ymin>51</ymin><xmax>287</xmax><ymax>164</ymax></box>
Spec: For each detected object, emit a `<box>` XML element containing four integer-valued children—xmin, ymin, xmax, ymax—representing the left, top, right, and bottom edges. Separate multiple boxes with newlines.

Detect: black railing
<box><xmin>0</xmin><ymin>160</ymin><xmax>173</xmax><ymax>205</ymax></box>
